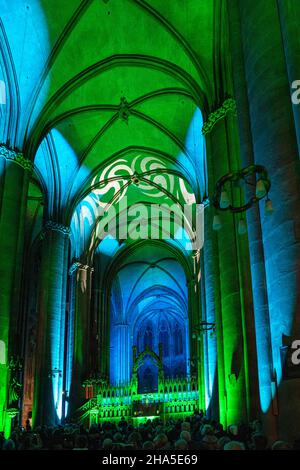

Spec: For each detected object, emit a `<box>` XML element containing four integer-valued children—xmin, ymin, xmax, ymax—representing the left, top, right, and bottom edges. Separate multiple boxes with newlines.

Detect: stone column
<box><xmin>201</xmin><ymin>207</ymin><xmax>219</xmax><ymax>421</ymax></box>
<box><xmin>0</xmin><ymin>145</ymin><xmax>32</xmax><ymax>437</ymax></box>
<box><xmin>227</xmin><ymin>0</ymin><xmax>276</xmax><ymax>438</ymax></box>
<box><xmin>69</xmin><ymin>262</ymin><xmax>93</xmax><ymax>416</ymax></box>
<box><xmin>110</xmin><ymin>324</ymin><xmax>130</xmax><ymax>386</ymax></box>
<box><xmin>33</xmin><ymin>222</ymin><xmax>70</xmax><ymax>426</ymax></box>
<box><xmin>187</xmin><ymin>254</ymin><xmax>206</xmax><ymax>412</ymax></box>
<box><xmin>238</xmin><ymin>0</ymin><xmax>300</xmax><ymax>442</ymax></box>
<box><xmin>92</xmin><ymin>252</ymin><xmax>109</xmax><ymax>378</ymax></box>
<box><xmin>277</xmin><ymin>0</ymin><xmax>300</xmax><ymax>152</ymax></box>
<box><xmin>204</xmin><ymin>104</ymin><xmax>250</xmax><ymax>426</ymax></box>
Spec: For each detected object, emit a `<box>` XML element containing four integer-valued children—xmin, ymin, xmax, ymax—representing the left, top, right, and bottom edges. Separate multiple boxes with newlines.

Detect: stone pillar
<box><xmin>0</xmin><ymin>145</ymin><xmax>32</xmax><ymax>437</ymax></box>
<box><xmin>69</xmin><ymin>262</ymin><xmax>93</xmax><ymax>415</ymax></box>
<box><xmin>227</xmin><ymin>0</ymin><xmax>276</xmax><ymax>438</ymax></box>
<box><xmin>277</xmin><ymin>0</ymin><xmax>300</xmax><ymax>152</ymax></box>
<box><xmin>92</xmin><ymin>253</ymin><xmax>109</xmax><ymax>378</ymax></box>
<box><xmin>110</xmin><ymin>324</ymin><xmax>130</xmax><ymax>386</ymax></box>
<box><xmin>33</xmin><ymin>222</ymin><xmax>70</xmax><ymax>426</ymax></box>
<box><xmin>201</xmin><ymin>207</ymin><xmax>219</xmax><ymax>420</ymax></box>
<box><xmin>238</xmin><ymin>0</ymin><xmax>300</xmax><ymax>442</ymax></box>
<box><xmin>187</xmin><ymin>253</ymin><xmax>206</xmax><ymax>412</ymax></box>
<box><xmin>204</xmin><ymin>104</ymin><xmax>250</xmax><ymax>426</ymax></box>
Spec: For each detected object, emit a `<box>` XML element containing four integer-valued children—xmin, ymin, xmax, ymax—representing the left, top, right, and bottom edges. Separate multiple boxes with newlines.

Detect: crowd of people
<box><xmin>0</xmin><ymin>412</ymin><xmax>297</xmax><ymax>451</ymax></box>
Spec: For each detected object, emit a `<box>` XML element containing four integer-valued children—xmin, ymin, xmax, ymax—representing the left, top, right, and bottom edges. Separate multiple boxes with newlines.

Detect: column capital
<box><xmin>6</xmin><ymin>408</ymin><xmax>19</xmax><ymax>419</ymax></box>
<box><xmin>69</xmin><ymin>261</ymin><xmax>94</xmax><ymax>275</ymax></box>
<box><xmin>202</xmin><ymin>98</ymin><xmax>237</xmax><ymax>135</ymax></box>
<box><xmin>41</xmin><ymin>221</ymin><xmax>71</xmax><ymax>239</ymax></box>
<box><xmin>0</xmin><ymin>145</ymin><xmax>33</xmax><ymax>171</ymax></box>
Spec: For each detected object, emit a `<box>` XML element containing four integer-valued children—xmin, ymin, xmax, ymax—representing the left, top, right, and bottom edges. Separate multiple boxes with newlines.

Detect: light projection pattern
<box><xmin>90</xmin><ymin>155</ymin><xmax>196</xmax><ymax>206</ymax></box>
<box><xmin>70</xmin><ymin>154</ymin><xmax>198</xmax><ymax>258</ymax></box>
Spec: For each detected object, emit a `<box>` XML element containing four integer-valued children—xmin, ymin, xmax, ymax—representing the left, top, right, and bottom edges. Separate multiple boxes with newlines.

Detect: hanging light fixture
<box><xmin>192</xmin><ymin>322</ymin><xmax>216</xmax><ymax>341</ymax></box>
<box><xmin>255</xmin><ymin>179</ymin><xmax>267</xmax><ymax>198</ymax></box>
<box><xmin>212</xmin><ymin>164</ymin><xmax>272</xmax><ymax>231</ymax></box>
<box><xmin>238</xmin><ymin>218</ymin><xmax>247</xmax><ymax>235</ymax></box>
<box><xmin>213</xmin><ymin>214</ymin><xmax>222</xmax><ymax>231</ymax></box>
<box><xmin>220</xmin><ymin>190</ymin><xmax>230</xmax><ymax>209</ymax></box>
<box><xmin>265</xmin><ymin>198</ymin><xmax>274</xmax><ymax>216</ymax></box>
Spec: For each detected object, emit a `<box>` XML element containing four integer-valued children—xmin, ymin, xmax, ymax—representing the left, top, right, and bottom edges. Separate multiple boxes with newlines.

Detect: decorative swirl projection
<box><xmin>71</xmin><ymin>155</ymin><xmax>197</xmax><ymax>258</ymax></box>
<box><xmin>89</xmin><ymin>154</ymin><xmax>196</xmax><ymax>211</ymax></box>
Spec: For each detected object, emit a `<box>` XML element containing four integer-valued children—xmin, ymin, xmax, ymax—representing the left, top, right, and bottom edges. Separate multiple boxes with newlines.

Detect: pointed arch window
<box><xmin>174</xmin><ymin>324</ymin><xmax>183</xmax><ymax>355</ymax></box>
<box><xmin>159</xmin><ymin>326</ymin><xmax>169</xmax><ymax>356</ymax></box>
<box><xmin>144</xmin><ymin>325</ymin><xmax>153</xmax><ymax>350</ymax></box>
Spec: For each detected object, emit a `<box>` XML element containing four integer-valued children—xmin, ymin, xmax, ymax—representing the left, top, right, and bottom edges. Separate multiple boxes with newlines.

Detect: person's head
<box><xmin>113</xmin><ymin>432</ymin><xmax>123</xmax><ymax>443</ymax></box>
<box><xmin>10</xmin><ymin>431</ymin><xmax>20</xmax><ymax>443</ymax></box>
<box><xmin>175</xmin><ymin>439</ymin><xmax>188</xmax><ymax>450</ymax></box>
<box><xmin>51</xmin><ymin>428</ymin><xmax>64</xmax><ymax>448</ymax></box>
<box><xmin>201</xmin><ymin>424</ymin><xmax>214</xmax><ymax>436</ymax></box>
<box><xmin>181</xmin><ymin>421</ymin><xmax>191</xmax><ymax>432</ymax></box>
<box><xmin>154</xmin><ymin>424</ymin><xmax>164</xmax><ymax>435</ymax></box>
<box><xmin>32</xmin><ymin>433</ymin><xmax>42</xmax><ymax>449</ymax></box>
<box><xmin>3</xmin><ymin>439</ymin><xmax>16</xmax><ymax>451</ymax></box>
<box><xmin>63</xmin><ymin>436</ymin><xmax>74</xmax><ymax>450</ymax></box>
<box><xmin>271</xmin><ymin>440</ymin><xmax>292</xmax><ymax>450</ymax></box>
<box><xmin>143</xmin><ymin>440</ymin><xmax>154</xmax><ymax>450</ymax></box>
<box><xmin>218</xmin><ymin>436</ymin><xmax>231</xmax><ymax>450</ymax></box>
<box><xmin>153</xmin><ymin>433</ymin><xmax>168</xmax><ymax>449</ymax></box>
<box><xmin>251</xmin><ymin>420</ymin><xmax>262</xmax><ymax>433</ymax></box>
<box><xmin>128</xmin><ymin>431</ymin><xmax>142</xmax><ymax>448</ymax></box>
<box><xmin>180</xmin><ymin>431</ymin><xmax>191</xmax><ymax>443</ymax></box>
<box><xmin>22</xmin><ymin>435</ymin><xmax>33</xmax><ymax>450</ymax></box>
<box><xmin>74</xmin><ymin>434</ymin><xmax>88</xmax><ymax>449</ymax></box>
<box><xmin>102</xmin><ymin>438</ymin><xmax>113</xmax><ymax>450</ymax></box>
<box><xmin>224</xmin><ymin>441</ymin><xmax>245</xmax><ymax>451</ymax></box>
<box><xmin>127</xmin><ymin>424</ymin><xmax>134</xmax><ymax>433</ymax></box>
<box><xmin>202</xmin><ymin>434</ymin><xmax>218</xmax><ymax>450</ymax></box>
<box><xmin>252</xmin><ymin>432</ymin><xmax>268</xmax><ymax>450</ymax></box>
<box><xmin>228</xmin><ymin>425</ymin><xmax>239</xmax><ymax>437</ymax></box>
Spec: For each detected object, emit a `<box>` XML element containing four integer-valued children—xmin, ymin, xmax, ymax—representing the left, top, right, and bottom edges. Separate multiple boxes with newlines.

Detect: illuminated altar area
<box><xmin>81</xmin><ymin>344</ymin><xmax>199</xmax><ymax>425</ymax></box>
<box><xmin>77</xmin><ymin>237</ymin><xmax>203</xmax><ymax>426</ymax></box>
<box><xmin>80</xmin><ymin>268</ymin><xmax>201</xmax><ymax>425</ymax></box>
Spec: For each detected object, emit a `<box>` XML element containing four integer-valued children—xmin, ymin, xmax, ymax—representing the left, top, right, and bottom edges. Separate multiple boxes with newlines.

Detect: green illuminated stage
<box><xmin>81</xmin><ymin>344</ymin><xmax>199</xmax><ymax>425</ymax></box>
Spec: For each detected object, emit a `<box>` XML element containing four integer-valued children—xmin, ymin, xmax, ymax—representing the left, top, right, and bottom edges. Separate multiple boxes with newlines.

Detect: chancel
<box><xmin>0</xmin><ymin>0</ymin><xmax>300</xmax><ymax>452</ymax></box>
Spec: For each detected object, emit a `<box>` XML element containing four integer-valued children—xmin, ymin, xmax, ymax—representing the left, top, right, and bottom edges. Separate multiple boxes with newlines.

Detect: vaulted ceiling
<box><xmin>110</xmin><ymin>244</ymin><xmax>188</xmax><ymax>324</ymax></box>
<box><xmin>0</xmin><ymin>0</ymin><xmax>231</xmax><ymax>267</ymax></box>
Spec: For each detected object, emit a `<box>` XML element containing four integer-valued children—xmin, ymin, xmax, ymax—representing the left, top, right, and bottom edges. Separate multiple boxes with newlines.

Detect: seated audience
<box><xmin>0</xmin><ymin>412</ymin><xmax>296</xmax><ymax>451</ymax></box>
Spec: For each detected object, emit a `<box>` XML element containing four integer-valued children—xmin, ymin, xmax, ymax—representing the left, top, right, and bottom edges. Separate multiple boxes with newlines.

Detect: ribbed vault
<box><xmin>0</xmin><ymin>0</ymin><xmax>227</xmax><ymax>254</ymax></box>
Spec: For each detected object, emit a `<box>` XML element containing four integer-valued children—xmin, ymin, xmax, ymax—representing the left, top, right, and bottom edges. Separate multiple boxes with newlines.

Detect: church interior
<box><xmin>1</xmin><ymin>0</ymin><xmax>300</xmax><ymax>450</ymax></box>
